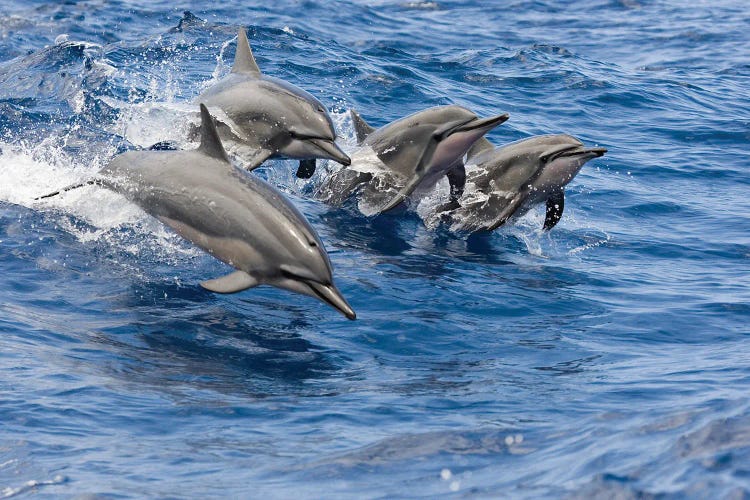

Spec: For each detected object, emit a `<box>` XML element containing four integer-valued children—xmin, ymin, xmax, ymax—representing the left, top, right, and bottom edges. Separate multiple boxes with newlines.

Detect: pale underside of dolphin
<box><xmin>37</xmin><ymin>104</ymin><xmax>356</xmax><ymax>320</ymax></box>
<box><xmin>195</xmin><ymin>28</ymin><xmax>350</xmax><ymax>177</ymax></box>
<box><xmin>444</xmin><ymin>135</ymin><xmax>606</xmax><ymax>232</ymax></box>
<box><xmin>317</xmin><ymin>105</ymin><xmax>508</xmax><ymax>216</ymax></box>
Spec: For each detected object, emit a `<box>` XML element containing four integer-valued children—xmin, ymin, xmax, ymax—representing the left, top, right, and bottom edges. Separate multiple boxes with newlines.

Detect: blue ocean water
<box><xmin>1</xmin><ymin>0</ymin><xmax>749</xmax><ymax>497</ymax></box>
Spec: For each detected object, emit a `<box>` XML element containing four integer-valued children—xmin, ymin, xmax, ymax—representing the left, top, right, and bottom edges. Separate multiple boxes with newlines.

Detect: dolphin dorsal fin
<box><xmin>231</xmin><ymin>27</ymin><xmax>261</xmax><ymax>75</ymax></box>
<box><xmin>198</xmin><ymin>103</ymin><xmax>230</xmax><ymax>162</ymax></box>
<box><xmin>350</xmin><ymin>109</ymin><xmax>375</xmax><ymax>144</ymax></box>
<box><xmin>467</xmin><ymin>137</ymin><xmax>494</xmax><ymax>161</ymax></box>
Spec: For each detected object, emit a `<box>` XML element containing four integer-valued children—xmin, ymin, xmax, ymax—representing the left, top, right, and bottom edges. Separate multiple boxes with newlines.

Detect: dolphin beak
<box><xmin>454</xmin><ymin>113</ymin><xmax>510</xmax><ymax>134</ymax></box>
<box><xmin>552</xmin><ymin>146</ymin><xmax>608</xmax><ymax>161</ymax></box>
<box><xmin>307</xmin><ymin>138</ymin><xmax>351</xmax><ymax>166</ymax></box>
<box><xmin>306</xmin><ymin>281</ymin><xmax>357</xmax><ymax>320</ymax></box>
<box><xmin>586</xmin><ymin>147</ymin><xmax>607</xmax><ymax>157</ymax></box>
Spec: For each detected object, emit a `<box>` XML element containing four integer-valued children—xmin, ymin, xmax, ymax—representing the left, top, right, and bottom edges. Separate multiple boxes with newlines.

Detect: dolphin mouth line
<box><xmin>551</xmin><ymin>146</ymin><xmax>608</xmax><ymax>161</ymax></box>
<box><xmin>280</xmin><ymin>268</ymin><xmax>355</xmax><ymax>320</ymax></box>
<box><xmin>291</xmin><ymin>134</ymin><xmax>351</xmax><ymax>166</ymax></box>
<box><xmin>289</xmin><ymin>131</ymin><xmax>334</xmax><ymax>142</ymax></box>
<box><xmin>304</xmin><ymin>280</ymin><xmax>357</xmax><ymax>320</ymax></box>
<box><xmin>451</xmin><ymin>113</ymin><xmax>510</xmax><ymax>135</ymax></box>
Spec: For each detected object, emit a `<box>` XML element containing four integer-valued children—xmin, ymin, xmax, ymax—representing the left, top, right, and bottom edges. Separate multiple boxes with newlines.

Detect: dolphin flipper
<box><xmin>231</xmin><ymin>28</ymin><xmax>261</xmax><ymax>76</ymax></box>
<box><xmin>447</xmin><ymin>164</ymin><xmax>466</xmax><ymax>204</ymax></box>
<box><xmin>432</xmin><ymin>165</ymin><xmax>466</xmax><ymax>213</ymax></box>
<box><xmin>482</xmin><ymin>191</ymin><xmax>529</xmax><ymax>232</ymax></box>
<box><xmin>244</xmin><ymin>148</ymin><xmax>274</xmax><ymax>171</ymax></box>
<box><xmin>350</xmin><ymin>110</ymin><xmax>375</xmax><ymax>145</ymax></box>
<box><xmin>296</xmin><ymin>159</ymin><xmax>316</xmax><ymax>179</ymax></box>
<box><xmin>201</xmin><ymin>270</ymin><xmax>259</xmax><ymax>293</ymax></box>
<box><xmin>543</xmin><ymin>189</ymin><xmax>565</xmax><ymax>231</ymax></box>
<box><xmin>376</xmin><ymin>176</ymin><xmax>420</xmax><ymax>213</ymax></box>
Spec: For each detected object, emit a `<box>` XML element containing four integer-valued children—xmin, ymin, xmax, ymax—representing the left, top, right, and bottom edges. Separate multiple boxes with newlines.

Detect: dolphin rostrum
<box><xmin>443</xmin><ymin>135</ymin><xmax>606</xmax><ymax>232</ymax></box>
<box><xmin>318</xmin><ymin>105</ymin><xmax>508</xmax><ymax>215</ymax></box>
<box><xmin>41</xmin><ymin>104</ymin><xmax>356</xmax><ymax>319</ymax></box>
<box><xmin>196</xmin><ymin>28</ymin><xmax>350</xmax><ymax>178</ymax></box>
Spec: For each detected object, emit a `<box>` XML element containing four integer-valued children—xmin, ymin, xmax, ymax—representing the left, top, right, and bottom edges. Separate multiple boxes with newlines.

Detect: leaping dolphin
<box><xmin>443</xmin><ymin>135</ymin><xmax>606</xmax><ymax>232</ymax></box>
<box><xmin>318</xmin><ymin>105</ymin><xmax>508</xmax><ymax>215</ymax></box>
<box><xmin>39</xmin><ymin>104</ymin><xmax>356</xmax><ymax>320</ymax></box>
<box><xmin>196</xmin><ymin>28</ymin><xmax>351</xmax><ymax>178</ymax></box>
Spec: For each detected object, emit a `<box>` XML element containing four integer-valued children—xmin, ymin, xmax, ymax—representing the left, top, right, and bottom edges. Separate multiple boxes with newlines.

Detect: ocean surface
<box><xmin>1</xmin><ymin>0</ymin><xmax>749</xmax><ymax>497</ymax></box>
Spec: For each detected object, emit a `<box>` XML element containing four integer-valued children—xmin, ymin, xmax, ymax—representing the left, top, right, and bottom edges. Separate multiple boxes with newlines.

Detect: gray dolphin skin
<box><xmin>196</xmin><ymin>28</ymin><xmax>350</xmax><ymax>177</ymax></box>
<box><xmin>321</xmin><ymin>105</ymin><xmax>509</xmax><ymax>215</ymax></box>
<box><xmin>97</xmin><ymin>104</ymin><xmax>356</xmax><ymax>319</ymax></box>
<box><xmin>445</xmin><ymin>135</ymin><xmax>606</xmax><ymax>232</ymax></box>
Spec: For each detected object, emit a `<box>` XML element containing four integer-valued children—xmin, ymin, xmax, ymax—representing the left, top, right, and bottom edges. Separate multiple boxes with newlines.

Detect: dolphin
<box><xmin>319</xmin><ymin>105</ymin><xmax>508</xmax><ymax>215</ymax></box>
<box><xmin>195</xmin><ymin>28</ymin><xmax>350</xmax><ymax>178</ymax></box>
<box><xmin>40</xmin><ymin>104</ymin><xmax>356</xmax><ymax>319</ymax></box>
<box><xmin>444</xmin><ymin>135</ymin><xmax>606</xmax><ymax>232</ymax></box>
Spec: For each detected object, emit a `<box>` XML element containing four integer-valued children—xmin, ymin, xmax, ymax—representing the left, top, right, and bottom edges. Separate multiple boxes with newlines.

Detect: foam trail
<box><xmin>101</xmin><ymin>98</ymin><xmax>198</xmax><ymax>149</ymax></box>
<box><xmin>0</xmin><ymin>141</ymin><xmax>199</xmax><ymax>259</ymax></box>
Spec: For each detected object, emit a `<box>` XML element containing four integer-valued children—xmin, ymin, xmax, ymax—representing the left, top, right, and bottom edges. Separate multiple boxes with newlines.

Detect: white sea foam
<box><xmin>0</xmin><ymin>139</ymin><xmax>199</xmax><ymax>260</ymax></box>
<box><xmin>102</xmin><ymin>98</ymin><xmax>198</xmax><ymax>149</ymax></box>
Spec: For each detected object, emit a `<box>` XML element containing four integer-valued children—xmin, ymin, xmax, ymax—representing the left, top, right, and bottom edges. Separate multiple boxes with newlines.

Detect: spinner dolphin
<box><xmin>319</xmin><ymin>105</ymin><xmax>508</xmax><ymax>216</ymax></box>
<box><xmin>38</xmin><ymin>105</ymin><xmax>356</xmax><ymax>319</ymax></box>
<box><xmin>443</xmin><ymin>135</ymin><xmax>606</xmax><ymax>232</ymax></box>
<box><xmin>196</xmin><ymin>28</ymin><xmax>350</xmax><ymax>177</ymax></box>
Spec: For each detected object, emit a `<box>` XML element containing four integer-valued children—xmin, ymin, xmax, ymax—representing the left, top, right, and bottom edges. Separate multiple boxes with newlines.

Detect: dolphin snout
<box><xmin>587</xmin><ymin>147</ymin><xmax>607</xmax><ymax>158</ymax></box>
<box><xmin>308</xmin><ymin>138</ymin><xmax>351</xmax><ymax>166</ymax></box>
<box><xmin>456</xmin><ymin>113</ymin><xmax>510</xmax><ymax>134</ymax></box>
<box><xmin>307</xmin><ymin>281</ymin><xmax>357</xmax><ymax>320</ymax></box>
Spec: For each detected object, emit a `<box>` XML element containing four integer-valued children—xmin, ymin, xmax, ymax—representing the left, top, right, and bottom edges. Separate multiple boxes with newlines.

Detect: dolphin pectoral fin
<box><xmin>467</xmin><ymin>137</ymin><xmax>494</xmax><ymax>161</ymax></box>
<box><xmin>483</xmin><ymin>192</ymin><xmax>528</xmax><ymax>232</ymax></box>
<box><xmin>231</xmin><ymin>27</ymin><xmax>261</xmax><ymax>76</ymax></box>
<box><xmin>350</xmin><ymin>109</ymin><xmax>375</xmax><ymax>145</ymax></box>
<box><xmin>244</xmin><ymin>148</ymin><xmax>274</xmax><ymax>171</ymax></box>
<box><xmin>376</xmin><ymin>175</ymin><xmax>421</xmax><ymax>214</ymax></box>
<box><xmin>296</xmin><ymin>159</ymin><xmax>317</xmax><ymax>179</ymax></box>
<box><xmin>543</xmin><ymin>189</ymin><xmax>565</xmax><ymax>231</ymax></box>
<box><xmin>200</xmin><ymin>270</ymin><xmax>259</xmax><ymax>293</ymax></box>
<box><xmin>447</xmin><ymin>164</ymin><xmax>466</xmax><ymax>205</ymax></box>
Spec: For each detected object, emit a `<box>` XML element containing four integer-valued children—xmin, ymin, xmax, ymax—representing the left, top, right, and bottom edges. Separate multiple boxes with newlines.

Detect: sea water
<box><xmin>1</xmin><ymin>1</ymin><xmax>749</xmax><ymax>497</ymax></box>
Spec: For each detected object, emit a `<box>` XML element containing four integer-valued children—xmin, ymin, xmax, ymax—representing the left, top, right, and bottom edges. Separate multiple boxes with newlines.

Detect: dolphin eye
<box><xmin>309</xmin><ymin>240</ymin><xmax>317</xmax><ymax>247</ymax></box>
<box><xmin>317</xmin><ymin>105</ymin><xmax>325</xmax><ymax>113</ymax></box>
